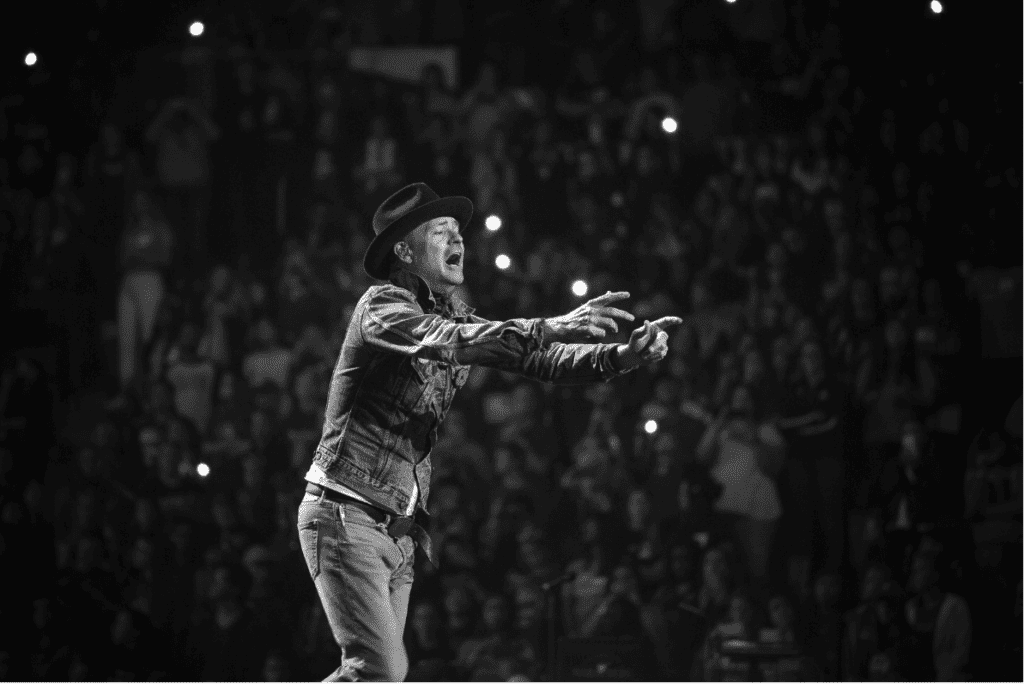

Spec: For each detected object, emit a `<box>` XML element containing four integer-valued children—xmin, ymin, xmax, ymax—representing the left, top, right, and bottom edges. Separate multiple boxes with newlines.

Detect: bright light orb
<box><xmin>662</xmin><ymin>117</ymin><xmax>678</xmax><ymax>133</ymax></box>
<box><xmin>25</xmin><ymin>52</ymin><xmax>37</xmax><ymax>66</ymax></box>
<box><xmin>929</xmin><ymin>0</ymin><xmax>942</xmax><ymax>12</ymax></box>
<box><xmin>485</xmin><ymin>215</ymin><xmax>502</xmax><ymax>231</ymax></box>
<box><xmin>644</xmin><ymin>420</ymin><xmax>659</xmax><ymax>434</ymax></box>
<box><xmin>189</xmin><ymin>21</ymin><xmax>205</xmax><ymax>37</ymax></box>
<box><xmin>495</xmin><ymin>254</ymin><xmax>511</xmax><ymax>270</ymax></box>
<box><xmin>196</xmin><ymin>462</ymin><xmax>210</xmax><ymax>477</ymax></box>
<box><xmin>572</xmin><ymin>280</ymin><xmax>588</xmax><ymax>297</ymax></box>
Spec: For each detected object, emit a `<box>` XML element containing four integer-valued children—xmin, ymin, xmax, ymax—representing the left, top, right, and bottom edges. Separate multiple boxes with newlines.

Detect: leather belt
<box><xmin>304</xmin><ymin>483</ymin><xmax>436</xmax><ymax>566</ymax></box>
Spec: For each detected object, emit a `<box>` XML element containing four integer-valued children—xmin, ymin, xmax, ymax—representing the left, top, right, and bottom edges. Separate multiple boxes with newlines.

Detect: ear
<box><xmin>394</xmin><ymin>241</ymin><xmax>413</xmax><ymax>265</ymax></box>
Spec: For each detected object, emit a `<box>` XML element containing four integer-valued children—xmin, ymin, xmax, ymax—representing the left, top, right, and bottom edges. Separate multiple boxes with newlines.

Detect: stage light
<box><xmin>24</xmin><ymin>52</ymin><xmax>37</xmax><ymax>66</ymax></box>
<box><xmin>929</xmin><ymin>0</ymin><xmax>942</xmax><ymax>12</ymax></box>
<box><xmin>725</xmin><ymin>0</ymin><xmax>736</xmax><ymax>4</ymax></box>
<box><xmin>485</xmin><ymin>215</ymin><xmax>502</xmax><ymax>231</ymax></box>
<box><xmin>662</xmin><ymin>117</ymin><xmax>678</xmax><ymax>133</ymax></box>
<box><xmin>610</xmin><ymin>191</ymin><xmax>624</xmax><ymax>208</ymax></box>
<box><xmin>196</xmin><ymin>462</ymin><xmax>210</xmax><ymax>477</ymax></box>
<box><xmin>189</xmin><ymin>21</ymin><xmax>205</xmax><ymax>37</ymax></box>
<box><xmin>495</xmin><ymin>254</ymin><xmax>511</xmax><ymax>270</ymax></box>
<box><xmin>644</xmin><ymin>420</ymin><xmax>658</xmax><ymax>434</ymax></box>
<box><xmin>572</xmin><ymin>280</ymin><xmax>588</xmax><ymax>297</ymax></box>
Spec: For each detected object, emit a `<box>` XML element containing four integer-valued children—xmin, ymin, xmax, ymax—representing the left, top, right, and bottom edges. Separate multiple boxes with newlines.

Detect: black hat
<box><xmin>363</xmin><ymin>182</ymin><xmax>473</xmax><ymax>280</ymax></box>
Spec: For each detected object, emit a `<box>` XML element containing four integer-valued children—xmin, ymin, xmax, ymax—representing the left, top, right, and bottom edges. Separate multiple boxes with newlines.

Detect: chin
<box><xmin>442</xmin><ymin>268</ymin><xmax>464</xmax><ymax>286</ymax></box>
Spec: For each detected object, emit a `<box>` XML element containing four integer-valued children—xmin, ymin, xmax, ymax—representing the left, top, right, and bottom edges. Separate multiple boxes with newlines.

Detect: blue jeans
<box><xmin>297</xmin><ymin>491</ymin><xmax>416</xmax><ymax>682</ymax></box>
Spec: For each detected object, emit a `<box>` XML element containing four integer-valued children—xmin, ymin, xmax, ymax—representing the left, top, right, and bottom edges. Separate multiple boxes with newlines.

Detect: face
<box><xmin>397</xmin><ymin>217</ymin><xmax>463</xmax><ymax>295</ymax></box>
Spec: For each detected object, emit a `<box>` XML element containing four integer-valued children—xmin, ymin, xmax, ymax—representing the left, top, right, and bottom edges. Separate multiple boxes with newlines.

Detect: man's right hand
<box><xmin>542</xmin><ymin>291</ymin><xmax>636</xmax><ymax>343</ymax></box>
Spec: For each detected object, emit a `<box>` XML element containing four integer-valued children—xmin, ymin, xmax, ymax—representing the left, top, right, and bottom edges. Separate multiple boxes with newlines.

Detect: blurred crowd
<box><xmin>0</xmin><ymin>0</ymin><xmax>1021</xmax><ymax>681</ymax></box>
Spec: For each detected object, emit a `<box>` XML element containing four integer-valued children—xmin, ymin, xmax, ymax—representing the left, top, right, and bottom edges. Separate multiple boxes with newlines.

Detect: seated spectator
<box><xmin>903</xmin><ymin>550</ymin><xmax>972</xmax><ymax>681</ymax></box>
<box><xmin>805</xmin><ymin>572</ymin><xmax>844</xmax><ymax>680</ymax></box>
<box><xmin>117</xmin><ymin>190</ymin><xmax>174</xmax><ymax>389</ymax></box>
<box><xmin>842</xmin><ymin>563</ymin><xmax>904</xmax><ymax>681</ymax></box>
<box><xmin>166</xmin><ymin>322</ymin><xmax>217</xmax><ymax>435</ymax></box>
<box><xmin>183</xmin><ymin>562</ymin><xmax>266</xmax><ymax>681</ymax></box>
<box><xmin>457</xmin><ymin>594</ymin><xmax>535</xmax><ymax>675</ymax></box>
<box><xmin>443</xmin><ymin>586</ymin><xmax>480</xmax><ymax>657</ymax></box>
<box><xmin>405</xmin><ymin>600</ymin><xmax>456</xmax><ymax>675</ymax></box>
<box><xmin>698</xmin><ymin>590</ymin><xmax>759</xmax><ymax>681</ymax></box>
<box><xmin>698</xmin><ymin>385</ymin><xmax>784</xmax><ymax>585</ymax></box>
<box><xmin>199</xmin><ymin>264</ymin><xmax>250</xmax><ymax>370</ymax></box>
<box><xmin>352</xmin><ymin>115</ymin><xmax>402</xmax><ymax>199</ymax></box>
<box><xmin>457</xmin><ymin>62</ymin><xmax>509</xmax><ymax>156</ymax></box>
<box><xmin>242</xmin><ymin>319</ymin><xmax>292</xmax><ymax>390</ymax></box>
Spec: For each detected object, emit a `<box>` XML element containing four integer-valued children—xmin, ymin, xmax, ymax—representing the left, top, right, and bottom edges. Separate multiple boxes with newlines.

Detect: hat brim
<box><xmin>363</xmin><ymin>196</ymin><xmax>474</xmax><ymax>280</ymax></box>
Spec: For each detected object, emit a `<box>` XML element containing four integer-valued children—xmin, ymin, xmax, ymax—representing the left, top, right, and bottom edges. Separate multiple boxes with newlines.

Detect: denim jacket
<box><xmin>312</xmin><ymin>267</ymin><xmax>630</xmax><ymax>517</ymax></box>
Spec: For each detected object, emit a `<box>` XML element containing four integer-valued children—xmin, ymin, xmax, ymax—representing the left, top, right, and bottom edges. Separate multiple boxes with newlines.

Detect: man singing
<box><xmin>298</xmin><ymin>183</ymin><xmax>681</xmax><ymax>681</ymax></box>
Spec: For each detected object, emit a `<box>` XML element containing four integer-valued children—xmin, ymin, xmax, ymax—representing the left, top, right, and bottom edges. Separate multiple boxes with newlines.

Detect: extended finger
<box><xmin>596</xmin><ymin>306</ymin><xmax>636</xmax><ymax>322</ymax></box>
<box><xmin>592</xmin><ymin>315</ymin><xmax>619</xmax><ymax>333</ymax></box>
<box><xmin>634</xmin><ymin>320</ymin><xmax>654</xmax><ymax>347</ymax></box>
<box><xmin>587</xmin><ymin>326</ymin><xmax>607</xmax><ymax>338</ymax></box>
<box><xmin>590</xmin><ymin>291</ymin><xmax>631</xmax><ymax>305</ymax></box>
<box><xmin>649</xmin><ymin>316</ymin><xmax>685</xmax><ymax>331</ymax></box>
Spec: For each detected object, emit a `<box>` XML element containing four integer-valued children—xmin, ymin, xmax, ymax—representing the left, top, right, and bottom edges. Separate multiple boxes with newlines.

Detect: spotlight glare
<box><xmin>929</xmin><ymin>0</ymin><xmax>942</xmax><ymax>12</ymax></box>
<box><xmin>725</xmin><ymin>0</ymin><xmax>736</xmax><ymax>4</ymax></box>
<box><xmin>485</xmin><ymin>215</ymin><xmax>502</xmax><ymax>231</ymax></box>
<box><xmin>661</xmin><ymin>117</ymin><xmax>678</xmax><ymax>133</ymax></box>
<box><xmin>495</xmin><ymin>254</ymin><xmax>511</xmax><ymax>270</ymax></box>
<box><xmin>196</xmin><ymin>462</ymin><xmax>210</xmax><ymax>477</ymax></box>
<box><xmin>571</xmin><ymin>280</ymin><xmax>588</xmax><ymax>297</ymax></box>
<box><xmin>25</xmin><ymin>52</ymin><xmax>37</xmax><ymax>66</ymax></box>
<box><xmin>189</xmin><ymin>21</ymin><xmax>205</xmax><ymax>37</ymax></box>
<box><xmin>644</xmin><ymin>419</ymin><xmax>659</xmax><ymax>434</ymax></box>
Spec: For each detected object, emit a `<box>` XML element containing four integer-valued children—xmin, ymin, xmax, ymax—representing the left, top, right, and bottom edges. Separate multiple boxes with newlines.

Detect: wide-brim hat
<box><xmin>363</xmin><ymin>182</ymin><xmax>473</xmax><ymax>280</ymax></box>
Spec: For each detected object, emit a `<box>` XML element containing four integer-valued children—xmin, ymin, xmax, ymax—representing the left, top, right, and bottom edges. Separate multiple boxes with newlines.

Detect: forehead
<box><xmin>420</xmin><ymin>216</ymin><xmax>459</xmax><ymax>233</ymax></box>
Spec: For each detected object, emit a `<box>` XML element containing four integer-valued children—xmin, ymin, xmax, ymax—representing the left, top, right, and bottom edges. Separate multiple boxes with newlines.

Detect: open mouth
<box><xmin>445</xmin><ymin>253</ymin><xmax>462</xmax><ymax>266</ymax></box>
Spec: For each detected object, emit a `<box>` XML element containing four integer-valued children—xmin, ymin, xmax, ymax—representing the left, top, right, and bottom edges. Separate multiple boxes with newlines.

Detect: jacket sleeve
<box><xmin>361</xmin><ymin>286</ymin><xmax>631</xmax><ymax>384</ymax></box>
<box><xmin>360</xmin><ymin>285</ymin><xmax>549</xmax><ymax>366</ymax></box>
<box><xmin>501</xmin><ymin>337</ymin><xmax>632</xmax><ymax>385</ymax></box>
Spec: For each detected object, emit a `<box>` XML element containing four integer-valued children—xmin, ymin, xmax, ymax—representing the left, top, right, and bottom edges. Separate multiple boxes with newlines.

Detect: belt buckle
<box><xmin>387</xmin><ymin>517</ymin><xmax>413</xmax><ymax>538</ymax></box>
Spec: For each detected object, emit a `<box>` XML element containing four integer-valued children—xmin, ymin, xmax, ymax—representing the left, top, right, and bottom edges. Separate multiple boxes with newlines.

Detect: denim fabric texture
<box><xmin>298</xmin><ymin>491</ymin><xmax>416</xmax><ymax>682</ymax></box>
<box><xmin>312</xmin><ymin>268</ymin><xmax>627</xmax><ymax>519</ymax></box>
